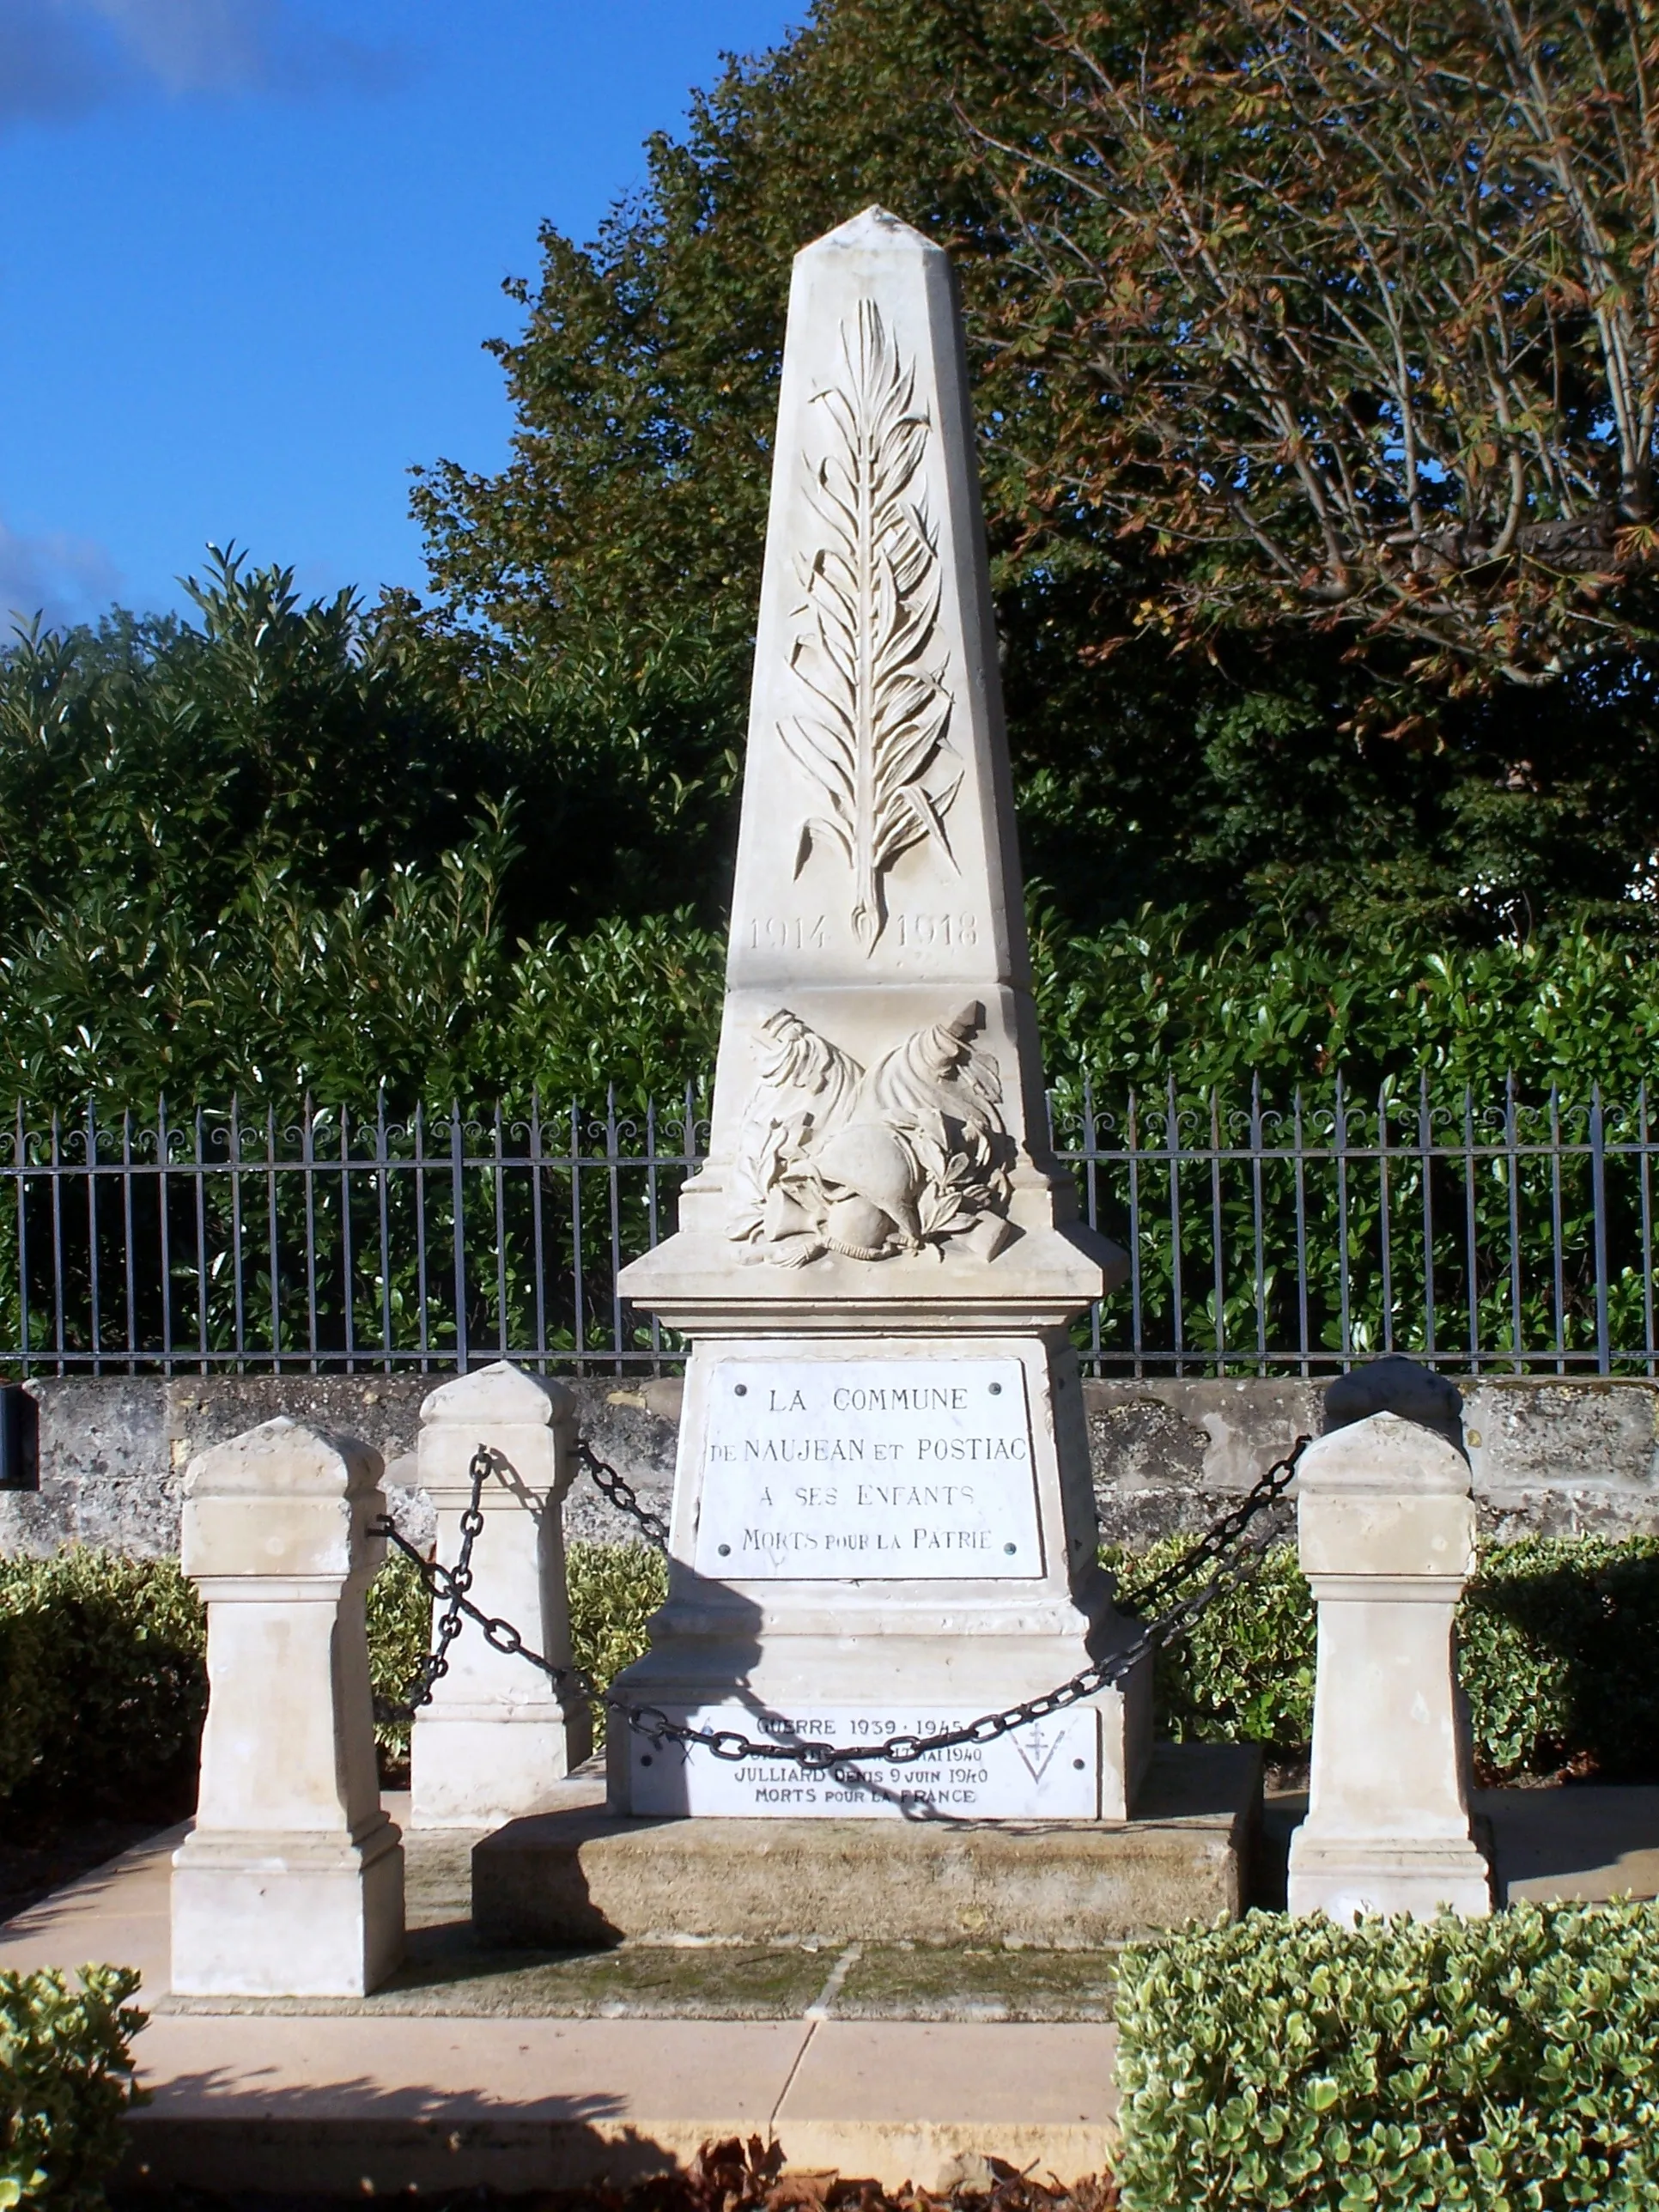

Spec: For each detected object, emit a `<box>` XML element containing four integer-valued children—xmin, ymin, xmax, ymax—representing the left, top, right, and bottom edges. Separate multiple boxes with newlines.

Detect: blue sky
<box><xmin>0</xmin><ymin>0</ymin><xmax>801</xmax><ymax>627</ymax></box>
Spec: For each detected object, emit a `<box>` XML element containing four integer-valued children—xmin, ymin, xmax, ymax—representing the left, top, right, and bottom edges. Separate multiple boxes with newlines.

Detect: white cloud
<box><xmin>0</xmin><ymin>515</ymin><xmax>121</xmax><ymax>631</ymax></box>
<box><xmin>82</xmin><ymin>0</ymin><xmax>286</xmax><ymax>94</ymax></box>
<box><xmin>0</xmin><ymin>0</ymin><xmax>405</xmax><ymax>127</ymax></box>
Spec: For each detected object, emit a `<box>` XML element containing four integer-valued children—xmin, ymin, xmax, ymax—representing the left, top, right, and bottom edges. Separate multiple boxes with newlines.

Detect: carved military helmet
<box><xmin>810</xmin><ymin>1121</ymin><xmax>924</xmax><ymax>1257</ymax></box>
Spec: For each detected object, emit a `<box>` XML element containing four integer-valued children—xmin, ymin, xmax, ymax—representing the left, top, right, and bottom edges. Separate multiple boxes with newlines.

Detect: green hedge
<box><xmin>5</xmin><ymin>1532</ymin><xmax>1657</xmax><ymax>1808</ymax></box>
<box><xmin>1114</xmin><ymin>1532</ymin><xmax>1659</xmax><ymax>1778</ymax></box>
<box><xmin>0</xmin><ymin>1553</ymin><xmax>205</xmax><ymax>1815</ymax></box>
<box><xmin>1114</xmin><ymin>1904</ymin><xmax>1659</xmax><ymax>2209</ymax></box>
<box><xmin>1</xmin><ymin>1966</ymin><xmax>145</xmax><ymax>2211</ymax></box>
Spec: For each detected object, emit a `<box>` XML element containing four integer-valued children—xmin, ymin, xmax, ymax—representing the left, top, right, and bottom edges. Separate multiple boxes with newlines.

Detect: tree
<box><xmin>410</xmin><ymin>3</ymin><xmax>1054</xmax><ymax>651</ymax></box>
<box><xmin>410</xmin><ymin>0</ymin><xmax>1659</xmax><ymax>941</ymax></box>
<box><xmin>971</xmin><ymin>0</ymin><xmax>1659</xmax><ymax>726</ymax></box>
<box><xmin>0</xmin><ymin>556</ymin><xmax>740</xmax><ymax>1103</ymax></box>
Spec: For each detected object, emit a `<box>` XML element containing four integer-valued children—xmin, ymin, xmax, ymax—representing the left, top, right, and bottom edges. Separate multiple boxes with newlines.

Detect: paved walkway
<box><xmin>0</xmin><ymin>1820</ymin><xmax>1119</xmax><ymax>2192</ymax></box>
<box><xmin>5</xmin><ymin>1784</ymin><xmax>1657</xmax><ymax>2195</ymax></box>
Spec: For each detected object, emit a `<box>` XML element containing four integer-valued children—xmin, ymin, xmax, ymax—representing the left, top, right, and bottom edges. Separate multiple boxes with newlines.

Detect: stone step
<box><xmin>471</xmin><ymin>1743</ymin><xmax>1261</xmax><ymax>1949</ymax></box>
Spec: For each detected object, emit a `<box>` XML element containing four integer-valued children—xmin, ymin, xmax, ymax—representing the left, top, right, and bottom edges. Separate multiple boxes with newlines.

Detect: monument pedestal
<box><xmin>171</xmin><ymin>1820</ymin><xmax>405</xmax><ymax>1999</ymax></box>
<box><xmin>477</xmin><ymin>1745</ymin><xmax>1260</xmax><ymax>1948</ymax></box>
<box><xmin>410</xmin><ymin>1364</ymin><xmax>592</xmax><ymax>1829</ymax></box>
<box><xmin>169</xmin><ymin>1418</ymin><xmax>405</xmax><ymax>1998</ymax></box>
<box><xmin>605</xmin><ymin>1328</ymin><xmax>1151</xmax><ymax>1823</ymax></box>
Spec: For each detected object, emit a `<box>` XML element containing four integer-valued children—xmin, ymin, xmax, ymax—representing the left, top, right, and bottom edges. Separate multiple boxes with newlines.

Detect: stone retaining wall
<box><xmin>2</xmin><ymin>1370</ymin><xmax>1655</xmax><ymax>1559</ymax></box>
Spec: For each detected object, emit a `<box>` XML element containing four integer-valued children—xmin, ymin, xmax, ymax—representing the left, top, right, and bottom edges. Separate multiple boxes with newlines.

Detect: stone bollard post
<box><xmin>171</xmin><ymin>1417</ymin><xmax>405</xmax><ymax>1996</ymax></box>
<box><xmin>410</xmin><ymin>1361</ymin><xmax>593</xmax><ymax>1826</ymax></box>
<box><xmin>1287</xmin><ymin>1383</ymin><xmax>1492</xmax><ymax>1922</ymax></box>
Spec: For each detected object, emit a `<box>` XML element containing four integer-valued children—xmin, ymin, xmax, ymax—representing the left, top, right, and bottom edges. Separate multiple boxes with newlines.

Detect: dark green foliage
<box><xmin>416</xmin><ymin>0</ymin><xmax>1659</xmax><ymax>949</ymax></box>
<box><xmin>0</xmin><ymin>1966</ymin><xmax>146</xmax><ymax>2211</ymax></box>
<box><xmin>8</xmin><ymin>9</ymin><xmax>1659</xmax><ymax>1110</ymax></box>
<box><xmin>1036</xmin><ymin>907</ymin><xmax>1659</xmax><ymax>1102</ymax></box>
<box><xmin>9</xmin><ymin>1537</ymin><xmax>1658</xmax><ymax>1815</ymax></box>
<box><xmin>1459</xmin><ymin>1535</ymin><xmax>1659</xmax><ymax>1780</ymax></box>
<box><xmin>0</xmin><ymin>557</ymin><xmax>730</xmax><ymax>1109</ymax></box>
<box><xmin>0</xmin><ymin>1553</ymin><xmax>205</xmax><ymax>1817</ymax></box>
<box><xmin>565</xmin><ymin>1540</ymin><xmax>668</xmax><ymax>1747</ymax></box>
<box><xmin>1113</xmin><ymin>1904</ymin><xmax>1659</xmax><ymax>2209</ymax></box>
<box><xmin>1115</xmin><ymin>1542</ymin><xmax>1316</xmax><ymax>1759</ymax></box>
<box><xmin>364</xmin><ymin>1551</ymin><xmax>432</xmax><ymax>1766</ymax></box>
<box><xmin>0</xmin><ymin>1540</ymin><xmax>668</xmax><ymax>1814</ymax></box>
<box><xmin>1115</xmin><ymin>1534</ymin><xmax>1659</xmax><ymax>1779</ymax></box>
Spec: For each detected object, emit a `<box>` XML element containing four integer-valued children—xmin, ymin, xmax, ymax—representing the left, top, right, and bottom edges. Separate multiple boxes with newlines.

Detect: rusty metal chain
<box><xmin>374</xmin><ymin>1443</ymin><xmax>492</xmax><ymax>1724</ymax></box>
<box><xmin>372</xmin><ymin>1428</ymin><xmax>1308</xmax><ymax>1766</ymax></box>
<box><xmin>1114</xmin><ymin>1433</ymin><xmax>1310</xmax><ymax>1620</ymax></box>
<box><xmin>575</xmin><ymin>1435</ymin><xmax>670</xmax><ymax>1548</ymax></box>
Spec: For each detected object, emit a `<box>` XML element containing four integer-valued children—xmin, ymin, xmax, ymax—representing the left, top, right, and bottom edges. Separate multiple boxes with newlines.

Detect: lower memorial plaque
<box><xmin>692</xmin><ymin>1356</ymin><xmax>1042</xmax><ymax>1578</ymax></box>
<box><xmin>629</xmin><ymin>1705</ymin><xmax>1101</xmax><ymax>1818</ymax></box>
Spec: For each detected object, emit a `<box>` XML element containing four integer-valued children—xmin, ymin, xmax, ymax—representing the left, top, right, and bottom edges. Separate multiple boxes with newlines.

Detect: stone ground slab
<box><xmin>0</xmin><ymin>1813</ymin><xmax>1121</xmax><ymax>2192</ymax></box>
<box><xmin>9</xmin><ymin>1782</ymin><xmax>1659</xmax><ymax>2196</ymax></box>
<box><xmin>1255</xmin><ymin>1784</ymin><xmax>1659</xmax><ymax>1911</ymax></box>
<box><xmin>475</xmin><ymin>1745</ymin><xmax>1259</xmax><ymax>1949</ymax></box>
<box><xmin>1475</xmin><ymin>1784</ymin><xmax>1659</xmax><ymax>1904</ymax></box>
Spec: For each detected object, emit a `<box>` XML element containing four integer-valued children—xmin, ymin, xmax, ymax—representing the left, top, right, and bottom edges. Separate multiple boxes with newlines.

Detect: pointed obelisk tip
<box><xmin>802</xmin><ymin>204</ymin><xmax>939</xmax><ymax>259</ymax></box>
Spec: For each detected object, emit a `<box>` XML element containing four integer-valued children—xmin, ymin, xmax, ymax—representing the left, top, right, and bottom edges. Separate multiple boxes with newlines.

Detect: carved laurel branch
<box><xmin>780</xmin><ymin>300</ymin><xmax>959</xmax><ymax>955</ymax></box>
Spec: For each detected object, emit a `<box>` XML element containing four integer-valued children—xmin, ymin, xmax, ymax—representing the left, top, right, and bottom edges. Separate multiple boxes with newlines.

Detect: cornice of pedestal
<box><xmin>617</xmin><ymin>1219</ymin><xmax>1121</xmax><ymax>1336</ymax></box>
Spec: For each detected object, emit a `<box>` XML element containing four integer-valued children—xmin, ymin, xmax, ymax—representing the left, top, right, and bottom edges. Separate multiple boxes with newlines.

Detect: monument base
<box><xmin>171</xmin><ymin>1818</ymin><xmax>405</xmax><ymax>1996</ymax></box>
<box><xmin>474</xmin><ymin>1743</ymin><xmax>1259</xmax><ymax>1948</ymax></box>
<box><xmin>607</xmin><ymin>1635</ymin><xmax>1152</xmax><ymax>1823</ymax></box>
<box><xmin>1286</xmin><ymin>1832</ymin><xmax>1493</xmax><ymax>1922</ymax></box>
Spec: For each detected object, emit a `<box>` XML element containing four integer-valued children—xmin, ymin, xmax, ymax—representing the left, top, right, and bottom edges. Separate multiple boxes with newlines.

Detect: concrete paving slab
<box><xmin>122</xmin><ymin>2014</ymin><xmax>808</xmax><ymax>2194</ymax></box>
<box><xmin>1475</xmin><ymin>1785</ymin><xmax>1659</xmax><ymax>1904</ymax></box>
<box><xmin>25</xmin><ymin>1773</ymin><xmax>1651</xmax><ymax>2196</ymax></box>
<box><xmin>3</xmin><ymin>1812</ymin><xmax>1127</xmax><ymax>2191</ymax></box>
<box><xmin>775</xmin><ymin>2021</ymin><xmax>1120</xmax><ymax>2185</ymax></box>
<box><xmin>0</xmin><ymin>1825</ymin><xmax>177</xmax><ymax>1985</ymax></box>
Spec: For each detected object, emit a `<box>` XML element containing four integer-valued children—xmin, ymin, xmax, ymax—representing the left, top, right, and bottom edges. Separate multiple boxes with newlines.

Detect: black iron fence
<box><xmin>2</xmin><ymin>1075</ymin><xmax>1656</xmax><ymax>1379</ymax></box>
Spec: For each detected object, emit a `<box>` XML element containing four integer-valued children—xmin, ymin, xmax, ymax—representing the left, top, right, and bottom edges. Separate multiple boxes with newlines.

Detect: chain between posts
<box><xmin>1114</xmin><ymin>1431</ymin><xmax>1310</xmax><ymax>1621</ymax></box>
<box><xmin>377</xmin><ymin>1433</ymin><xmax>1311</xmax><ymax>1766</ymax></box>
<box><xmin>574</xmin><ymin>1434</ymin><xmax>671</xmax><ymax>1547</ymax></box>
<box><xmin>374</xmin><ymin>1443</ymin><xmax>491</xmax><ymax>1727</ymax></box>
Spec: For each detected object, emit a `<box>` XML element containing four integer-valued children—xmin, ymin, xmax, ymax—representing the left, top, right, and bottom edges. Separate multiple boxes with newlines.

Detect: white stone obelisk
<box><xmin>614</xmin><ymin>208</ymin><xmax>1149</xmax><ymax>1821</ymax></box>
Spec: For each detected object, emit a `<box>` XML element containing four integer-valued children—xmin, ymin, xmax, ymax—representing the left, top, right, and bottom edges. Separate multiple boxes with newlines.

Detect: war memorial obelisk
<box><xmin>613</xmin><ymin>207</ymin><xmax>1150</xmax><ymax>1821</ymax></box>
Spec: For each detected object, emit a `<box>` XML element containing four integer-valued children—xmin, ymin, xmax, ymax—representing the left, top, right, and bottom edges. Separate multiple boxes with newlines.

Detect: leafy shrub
<box><xmin>1115</xmin><ymin>1540</ymin><xmax>1316</xmax><ymax>1757</ymax></box>
<box><xmin>1114</xmin><ymin>1903</ymin><xmax>1659</xmax><ymax>2210</ymax></box>
<box><xmin>0</xmin><ymin>1538</ymin><xmax>671</xmax><ymax>1811</ymax></box>
<box><xmin>566</xmin><ymin>1540</ymin><xmax>668</xmax><ymax>1747</ymax></box>
<box><xmin>0</xmin><ymin>1966</ymin><xmax>145</xmax><ymax>2211</ymax></box>
<box><xmin>364</xmin><ymin>1550</ymin><xmax>432</xmax><ymax>1766</ymax></box>
<box><xmin>1459</xmin><ymin>1534</ymin><xmax>1659</xmax><ymax>1778</ymax></box>
<box><xmin>1115</xmin><ymin>1532</ymin><xmax>1659</xmax><ymax>1779</ymax></box>
<box><xmin>0</xmin><ymin>1553</ymin><xmax>204</xmax><ymax>1817</ymax></box>
<box><xmin>9</xmin><ymin>1532</ymin><xmax>1658</xmax><ymax>1808</ymax></box>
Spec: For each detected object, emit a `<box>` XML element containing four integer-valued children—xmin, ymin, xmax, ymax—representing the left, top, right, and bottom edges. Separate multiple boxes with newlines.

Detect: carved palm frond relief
<box><xmin>780</xmin><ymin>299</ymin><xmax>958</xmax><ymax>953</ymax></box>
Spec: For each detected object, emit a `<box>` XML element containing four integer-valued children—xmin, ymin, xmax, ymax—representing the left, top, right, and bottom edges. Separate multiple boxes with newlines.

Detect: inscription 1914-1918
<box><xmin>691</xmin><ymin>1357</ymin><xmax>1042</xmax><ymax>1580</ymax></box>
